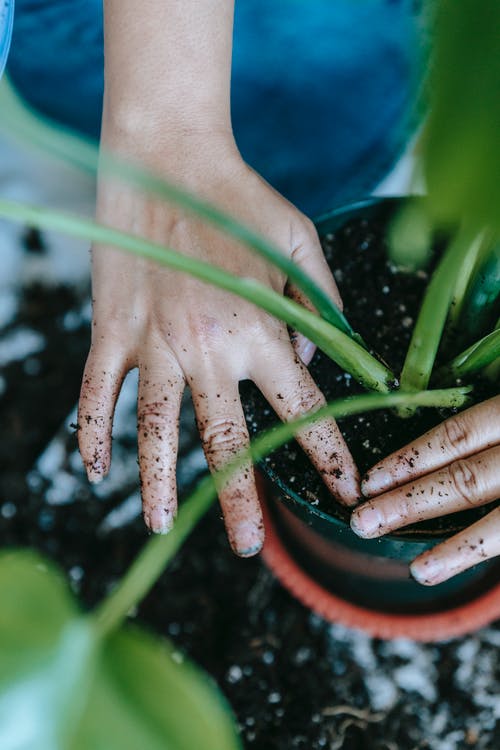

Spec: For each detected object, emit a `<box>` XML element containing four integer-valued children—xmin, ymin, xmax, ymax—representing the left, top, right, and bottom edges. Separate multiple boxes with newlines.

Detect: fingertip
<box><xmin>229</xmin><ymin>520</ymin><xmax>265</xmax><ymax>558</ymax></box>
<box><xmin>350</xmin><ymin>503</ymin><xmax>384</xmax><ymax>539</ymax></box>
<box><xmin>83</xmin><ymin>455</ymin><xmax>109</xmax><ymax>484</ymax></box>
<box><xmin>145</xmin><ymin>505</ymin><xmax>176</xmax><ymax>535</ymax></box>
<box><xmin>409</xmin><ymin>555</ymin><xmax>446</xmax><ymax>586</ymax></box>
<box><xmin>331</xmin><ymin>460</ymin><xmax>361</xmax><ymax>508</ymax></box>
<box><xmin>337</xmin><ymin>487</ymin><xmax>362</xmax><ymax>509</ymax></box>
<box><xmin>87</xmin><ymin>468</ymin><xmax>105</xmax><ymax>485</ymax></box>
<box><xmin>361</xmin><ymin>467</ymin><xmax>393</xmax><ymax>497</ymax></box>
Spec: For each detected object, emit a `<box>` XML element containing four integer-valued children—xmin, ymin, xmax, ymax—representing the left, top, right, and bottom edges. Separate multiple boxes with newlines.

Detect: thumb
<box><xmin>287</xmin><ymin>224</ymin><xmax>343</xmax><ymax>365</ymax></box>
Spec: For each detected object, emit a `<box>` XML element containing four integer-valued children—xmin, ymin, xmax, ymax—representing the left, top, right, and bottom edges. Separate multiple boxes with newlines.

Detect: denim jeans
<box><xmin>6</xmin><ymin>0</ymin><xmax>420</xmax><ymax>215</ymax></box>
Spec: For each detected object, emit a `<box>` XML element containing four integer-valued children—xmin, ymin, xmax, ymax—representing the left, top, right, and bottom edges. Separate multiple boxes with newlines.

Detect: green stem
<box><xmin>93</xmin><ymin>476</ymin><xmax>215</xmax><ymax>637</ymax></box>
<box><xmin>100</xmin><ymin>153</ymin><xmax>358</xmax><ymax>339</ymax></box>
<box><xmin>447</xmin><ymin>230</ymin><xmax>490</xmax><ymax>327</ymax></box>
<box><xmin>436</xmin><ymin>328</ymin><xmax>500</xmax><ymax>383</ymax></box>
<box><xmin>0</xmin><ymin>199</ymin><xmax>393</xmax><ymax>392</ymax></box>
<box><xmin>400</xmin><ymin>223</ymin><xmax>480</xmax><ymax>393</ymax></box>
<box><xmin>92</xmin><ymin>386</ymin><xmax>470</xmax><ymax>637</ymax></box>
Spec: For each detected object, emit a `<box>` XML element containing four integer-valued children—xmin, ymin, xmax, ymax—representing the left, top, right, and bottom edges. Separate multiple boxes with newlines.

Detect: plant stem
<box><xmin>436</xmin><ymin>328</ymin><xmax>500</xmax><ymax>383</ymax></box>
<box><xmin>399</xmin><ymin>223</ymin><xmax>480</xmax><ymax>395</ymax></box>
<box><xmin>92</xmin><ymin>386</ymin><xmax>470</xmax><ymax>637</ymax></box>
<box><xmin>93</xmin><ymin>476</ymin><xmax>215</xmax><ymax>637</ymax></box>
<box><xmin>99</xmin><ymin>153</ymin><xmax>358</xmax><ymax>339</ymax></box>
<box><xmin>0</xmin><ymin>199</ymin><xmax>393</xmax><ymax>392</ymax></box>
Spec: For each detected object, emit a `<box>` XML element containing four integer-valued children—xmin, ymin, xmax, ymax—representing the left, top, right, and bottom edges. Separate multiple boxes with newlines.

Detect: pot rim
<box><xmin>260</xmin><ymin>495</ymin><xmax>500</xmax><ymax>642</ymax></box>
<box><xmin>258</xmin><ymin>194</ymin><xmax>460</xmax><ymax>545</ymax></box>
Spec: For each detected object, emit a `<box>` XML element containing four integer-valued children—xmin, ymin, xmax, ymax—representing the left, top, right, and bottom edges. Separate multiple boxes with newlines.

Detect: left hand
<box><xmin>350</xmin><ymin>396</ymin><xmax>500</xmax><ymax>585</ymax></box>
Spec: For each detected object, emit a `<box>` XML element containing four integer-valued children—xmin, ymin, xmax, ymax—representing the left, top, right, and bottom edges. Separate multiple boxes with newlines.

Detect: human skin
<box><xmin>77</xmin><ymin>0</ymin><xmax>360</xmax><ymax>557</ymax></box>
<box><xmin>351</xmin><ymin>396</ymin><xmax>500</xmax><ymax>584</ymax></box>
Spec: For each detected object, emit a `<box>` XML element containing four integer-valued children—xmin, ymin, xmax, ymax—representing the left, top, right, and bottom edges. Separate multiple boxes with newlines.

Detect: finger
<box><xmin>410</xmin><ymin>506</ymin><xmax>500</xmax><ymax>585</ymax></box>
<box><xmin>191</xmin><ymin>376</ymin><xmax>264</xmax><ymax>557</ymax></box>
<box><xmin>78</xmin><ymin>344</ymin><xmax>129</xmax><ymax>482</ymax></box>
<box><xmin>351</xmin><ymin>445</ymin><xmax>500</xmax><ymax>539</ymax></box>
<box><xmin>137</xmin><ymin>352</ymin><xmax>185</xmax><ymax>534</ymax></box>
<box><xmin>291</xmin><ymin>222</ymin><xmax>343</xmax><ymax>310</ymax></box>
<box><xmin>252</xmin><ymin>345</ymin><xmax>360</xmax><ymax>505</ymax></box>
<box><xmin>362</xmin><ymin>396</ymin><xmax>500</xmax><ymax>497</ymax></box>
<box><xmin>287</xmin><ymin>223</ymin><xmax>344</xmax><ymax>366</ymax></box>
<box><xmin>286</xmin><ymin>289</ymin><xmax>317</xmax><ymax>366</ymax></box>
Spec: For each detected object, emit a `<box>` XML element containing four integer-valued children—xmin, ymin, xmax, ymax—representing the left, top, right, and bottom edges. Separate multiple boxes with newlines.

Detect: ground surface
<box><xmin>0</xmin><ymin>139</ymin><xmax>499</xmax><ymax>750</ymax></box>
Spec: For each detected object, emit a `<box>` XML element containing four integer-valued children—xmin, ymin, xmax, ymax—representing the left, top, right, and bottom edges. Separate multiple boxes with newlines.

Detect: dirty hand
<box><xmin>351</xmin><ymin>396</ymin><xmax>500</xmax><ymax>584</ymax></box>
<box><xmin>78</xmin><ymin>134</ymin><xmax>359</xmax><ymax>556</ymax></box>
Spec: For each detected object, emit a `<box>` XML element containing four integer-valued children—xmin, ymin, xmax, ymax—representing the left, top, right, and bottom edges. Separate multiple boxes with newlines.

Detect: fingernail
<box><xmin>362</xmin><ymin>468</ymin><xmax>392</xmax><ymax>496</ymax></box>
<box><xmin>299</xmin><ymin>340</ymin><xmax>316</xmax><ymax>366</ymax></box>
<box><xmin>350</xmin><ymin>504</ymin><xmax>384</xmax><ymax>538</ymax></box>
<box><xmin>410</xmin><ymin>557</ymin><xmax>445</xmax><ymax>585</ymax></box>
<box><xmin>87</xmin><ymin>464</ymin><xmax>104</xmax><ymax>484</ymax></box>
<box><xmin>148</xmin><ymin>507</ymin><xmax>175</xmax><ymax>534</ymax></box>
<box><xmin>232</xmin><ymin>522</ymin><xmax>264</xmax><ymax>557</ymax></box>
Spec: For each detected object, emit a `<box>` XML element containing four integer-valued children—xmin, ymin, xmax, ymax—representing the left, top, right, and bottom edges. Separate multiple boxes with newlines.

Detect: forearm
<box><xmin>102</xmin><ymin>0</ymin><xmax>235</xmax><ymax>140</ymax></box>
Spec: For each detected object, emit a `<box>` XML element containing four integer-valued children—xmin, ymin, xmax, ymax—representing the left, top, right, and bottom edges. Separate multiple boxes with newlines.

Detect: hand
<box><xmin>350</xmin><ymin>396</ymin><xmax>500</xmax><ymax>584</ymax></box>
<box><xmin>78</xmin><ymin>133</ymin><xmax>360</xmax><ymax>557</ymax></box>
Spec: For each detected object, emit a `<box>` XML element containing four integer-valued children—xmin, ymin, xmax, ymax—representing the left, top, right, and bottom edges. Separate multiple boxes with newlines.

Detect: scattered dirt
<box><xmin>1</xmin><ymin>207</ymin><xmax>499</xmax><ymax>749</ymax></box>
<box><xmin>242</xmin><ymin>204</ymin><xmax>497</xmax><ymax>537</ymax></box>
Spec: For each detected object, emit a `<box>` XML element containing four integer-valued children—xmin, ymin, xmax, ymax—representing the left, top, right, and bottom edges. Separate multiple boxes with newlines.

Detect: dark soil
<box><xmin>1</xmin><ymin>212</ymin><xmax>499</xmax><ymax>749</ymax></box>
<box><xmin>242</xmin><ymin>206</ymin><xmax>497</xmax><ymax>537</ymax></box>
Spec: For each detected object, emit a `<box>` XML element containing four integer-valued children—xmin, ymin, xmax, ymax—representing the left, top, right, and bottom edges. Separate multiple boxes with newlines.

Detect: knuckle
<box><xmin>201</xmin><ymin>417</ymin><xmax>248</xmax><ymax>459</ymax></box>
<box><xmin>448</xmin><ymin>459</ymin><xmax>480</xmax><ymax>506</ymax></box>
<box><xmin>299</xmin><ymin>216</ymin><xmax>317</xmax><ymax>242</ymax></box>
<box><xmin>138</xmin><ymin>401</ymin><xmax>171</xmax><ymax>430</ymax></box>
<box><xmin>282</xmin><ymin>386</ymin><xmax>324</xmax><ymax>417</ymax></box>
<box><xmin>443</xmin><ymin>417</ymin><xmax>470</xmax><ymax>453</ymax></box>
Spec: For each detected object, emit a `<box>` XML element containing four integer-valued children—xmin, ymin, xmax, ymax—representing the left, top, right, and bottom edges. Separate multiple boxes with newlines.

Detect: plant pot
<box><xmin>242</xmin><ymin>197</ymin><xmax>500</xmax><ymax>642</ymax></box>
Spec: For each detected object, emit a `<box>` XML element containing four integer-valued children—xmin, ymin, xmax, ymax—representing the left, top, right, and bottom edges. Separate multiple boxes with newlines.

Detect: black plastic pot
<box><xmin>245</xmin><ymin>197</ymin><xmax>500</xmax><ymax>640</ymax></box>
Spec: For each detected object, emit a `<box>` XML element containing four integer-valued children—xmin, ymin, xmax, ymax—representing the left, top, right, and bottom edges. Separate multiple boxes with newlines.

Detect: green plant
<box><xmin>0</xmin><ymin>0</ymin><xmax>498</xmax><ymax>745</ymax></box>
<box><xmin>0</xmin><ymin>189</ymin><xmax>487</xmax><ymax>750</ymax></box>
<box><xmin>0</xmin><ymin>388</ymin><xmax>469</xmax><ymax>750</ymax></box>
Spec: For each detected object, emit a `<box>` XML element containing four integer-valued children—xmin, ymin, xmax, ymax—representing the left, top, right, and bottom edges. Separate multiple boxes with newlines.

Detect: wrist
<box><xmin>99</xmin><ymin>112</ymin><xmax>243</xmax><ymax>193</ymax></box>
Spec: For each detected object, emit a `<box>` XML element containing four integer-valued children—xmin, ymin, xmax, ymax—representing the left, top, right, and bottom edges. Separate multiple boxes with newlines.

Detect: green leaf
<box><xmin>72</xmin><ymin>626</ymin><xmax>242</xmax><ymax>750</ymax></box>
<box><xmin>399</xmin><ymin>224</ymin><xmax>481</xmax><ymax>396</ymax></box>
<box><xmin>436</xmin><ymin>328</ymin><xmax>500</xmax><ymax>383</ymax></box>
<box><xmin>0</xmin><ymin>552</ymin><xmax>241</xmax><ymax>750</ymax></box>
<box><xmin>0</xmin><ymin>552</ymin><xmax>97</xmax><ymax>750</ymax></box>
<box><xmin>388</xmin><ymin>200</ymin><xmax>433</xmax><ymax>271</ymax></box>
<box><xmin>457</xmin><ymin>241</ymin><xmax>500</xmax><ymax>346</ymax></box>
<box><xmin>423</xmin><ymin>0</ymin><xmax>500</xmax><ymax>233</ymax></box>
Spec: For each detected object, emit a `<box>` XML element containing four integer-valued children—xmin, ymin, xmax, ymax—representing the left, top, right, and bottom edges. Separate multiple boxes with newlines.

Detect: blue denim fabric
<box><xmin>7</xmin><ymin>0</ymin><xmax>419</xmax><ymax>215</ymax></box>
<box><xmin>0</xmin><ymin>0</ymin><xmax>15</xmax><ymax>77</ymax></box>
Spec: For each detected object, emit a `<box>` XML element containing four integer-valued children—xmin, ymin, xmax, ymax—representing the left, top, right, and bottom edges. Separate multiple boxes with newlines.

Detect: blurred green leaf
<box><xmin>0</xmin><ymin>552</ymin><xmax>241</xmax><ymax>750</ymax></box>
<box><xmin>388</xmin><ymin>200</ymin><xmax>433</xmax><ymax>271</ymax></box>
<box><xmin>458</xmin><ymin>241</ymin><xmax>500</xmax><ymax>345</ymax></box>
<box><xmin>0</xmin><ymin>552</ymin><xmax>97</xmax><ymax>750</ymax></box>
<box><xmin>72</xmin><ymin>626</ymin><xmax>242</xmax><ymax>750</ymax></box>
<box><xmin>423</xmin><ymin>0</ymin><xmax>500</xmax><ymax>232</ymax></box>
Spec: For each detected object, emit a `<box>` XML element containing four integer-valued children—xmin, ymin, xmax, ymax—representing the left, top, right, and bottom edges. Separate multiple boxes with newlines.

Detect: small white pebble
<box><xmin>262</xmin><ymin>650</ymin><xmax>275</xmax><ymax>665</ymax></box>
<box><xmin>227</xmin><ymin>665</ymin><xmax>243</xmax><ymax>683</ymax></box>
<box><xmin>1</xmin><ymin>502</ymin><xmax>16</xmax><ymax>519</ymax></box>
